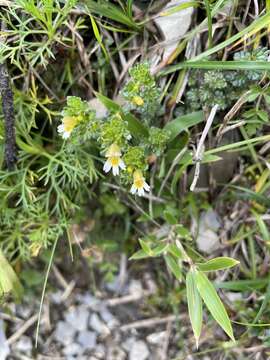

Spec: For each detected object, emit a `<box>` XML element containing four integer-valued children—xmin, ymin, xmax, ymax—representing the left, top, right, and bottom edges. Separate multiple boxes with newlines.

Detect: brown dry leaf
<box><xmin>69</xmin><ymin>220</ymin><xmax>95</xmax><ymax>245</ymax></box>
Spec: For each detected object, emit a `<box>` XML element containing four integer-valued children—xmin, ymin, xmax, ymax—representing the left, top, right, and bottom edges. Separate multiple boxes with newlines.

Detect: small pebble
<box><xmin>77</xmin><ymin>330</ymin><xmax>97</xmax><ymax>351</ymax></box>
<box><xmin>63</xmin><ymin>343</ymin><xmax>83</xmax><ymax>356</ymax></box>
<box><xmin>147</xmin><ymin>331</ymin><xmax>166</xmax><ymax>344</ymax></box>
<box><xmin>89</xmin><ymin>313</ymin><xmax>110</xmax><ymax>335</ymax></box>
<box><xmin>99</xmin><ymin>306</ymin><xmax>119</xmax><ymax>329</ymax></box>
<box><xmin>13</xmin><ymin>336</ymin><xmax>32</xmax><ymax>355</ymax></box>
<box><xmin>65</xmin><ymin>305</ymin><xmax>89</xmax><ymax>331</ymax></box>
<box><xmin>54</xmin><ymin>321</ymin><xmax>76</xmax><ymax>346</ymax></box>
<box><xmin>128</xmin><ymin>280</ymin><xmax>143</xmax><ymax>296</ymax></box>
<box><xmin>92</xmin><ymin>344</ymin><xmax>106</xmax><ymax>359</ymax></box>
<box><xmin>122</xmin><ymin>337</ymin><xmax>136</xmax><ymax>352</ymax></box>
<box><xmin>0</xmin><ymin>320</ymin><xmax>10</xmax><ymax>360</ymax></box>
<box><xmin>76</xmin><ymin>293</ymin><xmax>100</xmax><ymax>309</ymax></box>
<box><xmin>129</xmin><ymin>340</ymin><xmax>149</xmax><ymax>360</ymax></box>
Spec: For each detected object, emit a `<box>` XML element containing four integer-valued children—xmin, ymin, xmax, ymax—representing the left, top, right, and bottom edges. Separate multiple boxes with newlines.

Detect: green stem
<box><xmin>204</xmin><ymin>0</ymin><xmax>213</xmax><ymax>48</ymax></box>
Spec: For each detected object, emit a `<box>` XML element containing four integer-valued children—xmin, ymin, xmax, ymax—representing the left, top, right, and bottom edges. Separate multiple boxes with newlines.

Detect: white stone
<box><xmin>146</xmin><ymin>331</ymin><xmax>166</xmax><ymax>344</ymax></box>
<box><xmin>63</xmin><ymin>343</ymin><xmax>83</xmax><ymax>356</ymax></box>
<box><xmin>54</xmin><ymin>321</ymin><xmax>76</xmax><ymax>346</ymax></box>
<box><xmin>89</xmin><ymin>313</ymin><xmax>110</xmax><ymax>336</ymax></box>
<box><xmin>154</xmin><ymin>0</ymin><xmax>194</xmax><ymax>60</ymax></box>
<box><xmin>99</xmin><ymin>306</ymin><xmax>119</xmax><ymax>329</ymax></box>
<box><xmin>13</xmin><ymin>336</ymin><xmax>32</xmax><ymax>355</ymax></box>
<box><xmin>65</xmin><ymin>305</ymin><xmax>89</xmax><ymax>331</ymax></box>
<box><xmin>195</xmin><ymin>210</ymin><xmax>221</xmax><ymax>254</ymax></box>
<box><xmin>129</xmin><ymin>340</ymin><xmax>149</xmax><ymax>360</ymax></box>
<box><xmin>0</xmin><ymin>320</ymin><xmax>10</xmax><ymax>360</ymax></box>
<box><xmin>77</xmin><ymin>331</ymin><xmax>97</xmax><ymax>350</ymax></box>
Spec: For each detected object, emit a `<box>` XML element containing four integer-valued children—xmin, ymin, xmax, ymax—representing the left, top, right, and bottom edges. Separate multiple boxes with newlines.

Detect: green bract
<box><xmin>99</xmin><ymin>114</ymin><xmax>130</xmax><ymax>149</ymax></box>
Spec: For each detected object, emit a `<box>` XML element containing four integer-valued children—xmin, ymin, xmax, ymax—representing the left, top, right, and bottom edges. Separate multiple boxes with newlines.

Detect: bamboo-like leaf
<box><xmin>0</xmin><ymin>249</ymin><xmax>23</xmax><ymax>300</ymax></box>
<box><xmin>195</xmin><ymin>270</ymin><xmax>235</xmax><ymax>341</ymax></box>
<box><xmin>139</xmin><ymin>239</ymin><xmax>152</xmax><ymax>256</ymax></box>
<box><xmin>186</xmin><ymin>269</ymin><xmax>202</xmax><ymax>347</ymax></box>
<box><xmin>164</xmin><ymin>111</ymin><xmax>204</xmax><ymax>141</ymax></box>
<box><xmin>129</xmin><ymin>249</ymin><xmax>148</xmax><ymax>260</ymax></box>
<box><xmin>168</xmin><ymin>244</ymin><xmax>184</xmax><ymax>259</ymax></box>
<box><xmin>152</xmin><ymin>243</ymin><xmax>169</xmax><ymax>256</ymax></box>
<box><xmin>196</xmin><ymin>257</ymin><xmax>239</xmax><ymax>272</ymax></box>
<box><xmin>164</xmin><ymin>254</ymin><xmax>182</xmax><ymax>280</ymax></box>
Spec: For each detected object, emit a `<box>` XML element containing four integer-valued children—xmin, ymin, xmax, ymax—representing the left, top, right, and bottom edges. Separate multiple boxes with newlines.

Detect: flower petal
<box><xmin>138</xmin><ymin>188</ymin><xmax>145</xmax><ymax>197</ymax></box>
<box><xmin>112</xmin><ymin>165</ymin><xmax>119</xmax><ymax>176</ymax></box>
<box><xmin>130</xmin><ymin>185</ymin><xmax>137</xmax><ymax>194</ymax></box>
<box><xmin>103</xmin><ymin>160</ymin><xmax>112</xmax><ymax>173</ymax></box>
<box><xmin>119</xmin><ymin>159</ymin><xmax>126</xmax><ymax>170</ymax></box>
<box><xmin>62</xmin><ymin>131</ymin><xmax>71</xmax><ymax>139</ymax></box>
<box><xmin>57</xmin><ymin>124</ymin><xmax>64</xmax><ymax>133</ymax></box>
<box><xmin>143</xmin><ymin>181</ymin><xmax>150</xmax><ymax>192</ymax></box>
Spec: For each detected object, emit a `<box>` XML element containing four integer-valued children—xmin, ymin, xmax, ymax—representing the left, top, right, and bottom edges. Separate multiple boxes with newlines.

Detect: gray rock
<box><xmin>13</xmin><ymin>335</ymin><xmax>32</xmax><ymax>355</ymax></box>
<box><xmin>194</xmin><ymin>209</ymin><xmax>221</xmax><ymax>254</ymax></box>
<box><xmin>89</xmin><ymin>313</ymin><xmax>110</xmax><ymax>336</ymax></box>
<box><xmin>129</xmin><ymin>340</ymin><xmax>149</xmax><ymax>360</ymax></box>
<box><xmin>99</xmin><ymin>306</ymin><xmax>119</xmax><ymax>329</ymax></box>
<box><xmin>92</xmin><ymin>344</ymin><xmax>106</xmax><ymax>359</ymax></box>
<box><xmin>54</xmin><ymin>321</ymin><xmax>76</xmax><ymax>346</ymax></box>
<box><xmin>65</xmin><ymin>305</ymin><xmax>89</xmax><ymax>331</ymax></box>
<box><xmin>16</xmin><ymin>304</ymin><xmax>32</xmax><ymax>319</ymax></box>
<box><xmin>76</xmin><ymin>293</ymin><xmax>100</xmax><ymax>309</ymax></box>
<box><xmin>77</xmin><ymin>330</ymin><xmax>97</xmax><ymax>351</ymax></box>
<box><xmin>128</xmin><ymin>279</ymin><xmax>143</xmax><ymax>296</ymax></box>
<box><xmin>146</xmin><ymin>331</ymin><xmax>166</xmax><ymax>344</ymax></box>
<box><xmin>63</xmin><ymin>343</ymin><xmax>83</xmax><ymax>356</ymax></box>
<box><xmin>50</xmin><ymin>291</ymin><xmax>63</xmax><ymax>304</ymax></box>
<box><xmin>0</xmin><ymin>320</ymin><xmax>10</xmax><ymax>360</ymax></box>
<box><xmin>122</xmin><ymin>337</ymin><xmax>136</xmax><ymax>352</ymax></box>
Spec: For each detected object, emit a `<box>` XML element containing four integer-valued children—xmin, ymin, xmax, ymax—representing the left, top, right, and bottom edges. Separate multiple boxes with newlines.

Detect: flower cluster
<box><xmin>121</xmin><ymin>62</ymin><xmax>160</xmax><ymax>124</ymax></box>
<box><xmin>57</xmin><ymin>63</ymin><xmax>170</xmax><ymax>197</ymax></box>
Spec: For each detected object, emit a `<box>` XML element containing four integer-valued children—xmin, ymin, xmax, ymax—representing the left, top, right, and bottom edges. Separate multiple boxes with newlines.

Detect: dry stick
<box><xmin>0</xmin><ymin>22</ymin><xmax>16</xmax><ymax>169</ymax></box>
<box><xmin>216</xmin><ymin>90</ymin><xmax>251</xmax><ymax>143</ymax></box>
<box><xmin>120</xmin><ymin>314</ymin><xmax>186</xmax><ymax>331</ymax></box>
<box><xmin>190</xmin><ymin>104</ymin><xmax>219</xmax><ymax>192</ymax></box>
<box><xmin>7</xmin><ymin>314</ymin><xmax>39</xmax><ymax>345</ymax></box>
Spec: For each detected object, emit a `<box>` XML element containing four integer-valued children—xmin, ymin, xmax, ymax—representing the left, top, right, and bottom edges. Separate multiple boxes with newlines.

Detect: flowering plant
<box><xmin>58</xmin><ymin>63</ymin><xmax>170</xmax><ymax>196</ymax></box>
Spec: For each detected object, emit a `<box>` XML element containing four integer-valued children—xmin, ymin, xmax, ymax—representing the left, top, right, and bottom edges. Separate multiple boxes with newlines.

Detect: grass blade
<box><xmin>161</xmin><ymin>60</ymin><xmax>270</xmax><ymax>75</ymax></box>
<box><xmin>82</xmin><ymin>0</ymin><xmax>140</xmax><ymax>30</ymax></box>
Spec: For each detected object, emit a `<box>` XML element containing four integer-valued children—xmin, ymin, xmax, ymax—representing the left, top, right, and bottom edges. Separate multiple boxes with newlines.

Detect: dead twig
<box><xmin>7</xmin><ymin>314</ymin><xmax>39</xmax><ymax>345</ymax></box>
<box><xmin>106</xmin><ymin>289</ymin><xmax>154</xmax><ymax>307</ymax></box>
<box><xmin>120</xmin><ymin>314</ymin><xmax>186</xmax><ymax>331</ymax></box>
<box><xmin>190</xmin><ymin>105</ymin><xmax>219</xmax><ymax>192</ymax></box>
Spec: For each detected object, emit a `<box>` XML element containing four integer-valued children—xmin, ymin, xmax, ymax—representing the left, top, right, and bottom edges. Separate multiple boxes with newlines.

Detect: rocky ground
<box><xmin>0</xmin><ymin>260</ymin><xmax>195</xmax><ymax>360</ymax></box>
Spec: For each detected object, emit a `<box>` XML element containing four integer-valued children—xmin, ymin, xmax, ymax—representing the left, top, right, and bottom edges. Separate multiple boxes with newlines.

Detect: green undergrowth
<box><xmin>0</xmin><ymin>0</ymin><xmax>270</xmax><ymax>354</ymax></box>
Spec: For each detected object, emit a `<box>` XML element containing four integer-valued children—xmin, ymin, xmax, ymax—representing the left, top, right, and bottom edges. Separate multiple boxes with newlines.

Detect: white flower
<box><xmin>103</xmin><ymin>143</ymin><xmax>126</xmax><ymax>176</ymax></box>
<box><xmin>57</xmin><ymin>116</ymin><xmax>78</xmax><ymax>139</ymax></box>
<box><xmin>130</xmin><ymin>170</ymin><xmax>150</xmax><ymax>196</ymax></box>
